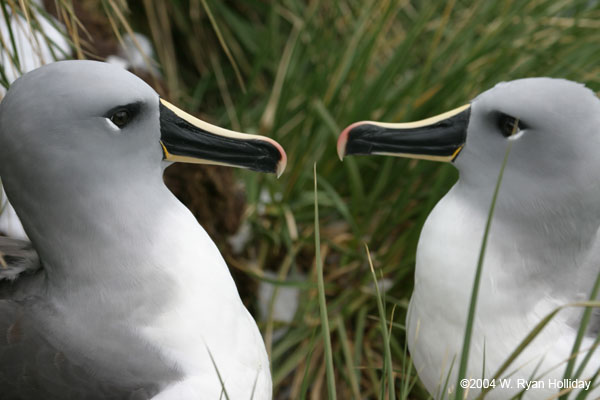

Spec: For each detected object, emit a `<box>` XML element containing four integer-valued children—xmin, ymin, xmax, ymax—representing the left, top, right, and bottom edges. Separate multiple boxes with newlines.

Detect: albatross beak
<box><xmin>337</xmin><ymin>104</ymin><xmax>471</xmax><ymax>163</ymax></box>
<box><xmin>159</xmin><ymin>99</ymin><xmax>287</xmax><ymax>177</ymax></box>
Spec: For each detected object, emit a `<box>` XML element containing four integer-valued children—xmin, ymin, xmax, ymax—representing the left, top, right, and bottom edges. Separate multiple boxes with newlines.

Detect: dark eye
<box><xmin>497</xmin><ymin>114</ymin><xmax>525</xmax><ymax>137</ymax></box>
<box><xmin>110</xmin><ymin>109</ymin><xmax>131</xmax><ymax>128</ymax></box>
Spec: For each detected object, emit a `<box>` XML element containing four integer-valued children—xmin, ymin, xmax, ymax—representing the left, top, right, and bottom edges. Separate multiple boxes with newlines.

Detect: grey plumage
<box><xmin>0</xmin><ymin>238</ymin><xmax>177</xmax><ymax>400</ymax></box>
<box><xmin>0</xmin><ymin>302</ymin><xmax>169</xmax><ymax>399</ymax></box>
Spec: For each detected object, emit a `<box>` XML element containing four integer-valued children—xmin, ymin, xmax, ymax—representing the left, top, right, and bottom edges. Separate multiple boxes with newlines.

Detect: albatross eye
<box><xmin>497</xmin><ymin>114</ymin><xmax>525</xmax><ymax>138</ymax></box>
<box><xmin>110</xmin><ymin>109</ymin><xmax>131</xmax><ymax>128</ymax></box>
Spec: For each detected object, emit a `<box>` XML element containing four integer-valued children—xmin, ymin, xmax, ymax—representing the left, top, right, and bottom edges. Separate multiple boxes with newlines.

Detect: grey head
<box><xmin>0</xmin><ymin>61</ymin><xmax>163</xmax><ymax>201</ymax></box>
<box><xmin>457</xmin><ymin>78</ymin><xmax>600</xmax><ymax>210</ymax></box>
<box><xmin>0</xmin><ymin>60</ymin><xmax>287</xmax><ymax>190</ymax></box>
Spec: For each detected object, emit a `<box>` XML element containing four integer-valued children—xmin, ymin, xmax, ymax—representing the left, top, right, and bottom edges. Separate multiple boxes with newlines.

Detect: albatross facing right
<box><xmin>338</xmin><ymin>78</ymin><xmax>600</xmax><ymax>398</ymax></box>
<box><xmin>0</xmin><ymin>61</ymin><xmax>286</xmax><ymax>399</ymax></box>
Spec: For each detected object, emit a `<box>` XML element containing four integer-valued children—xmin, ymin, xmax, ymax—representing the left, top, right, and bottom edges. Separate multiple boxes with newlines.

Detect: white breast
<box><xmin>140</xmin><ymin>207</ymin><xmax>271</xmax><ymax>399</ymax></box>
<box><xmin>406</xmin><ymin>186</ymin><xmax>599</xmax><ymax>399</ymax></box>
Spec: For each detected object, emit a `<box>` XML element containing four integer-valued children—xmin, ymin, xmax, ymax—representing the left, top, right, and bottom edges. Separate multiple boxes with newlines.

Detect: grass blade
<box><xmin>365</xmin><ymin>243</ymin><xmax>396</xmax><ymax>400</ymax></box>
<box><xmin>299</xmin><ymin>327</ymin><xmax>319</xmax><ymax>400</ymax></box>
<box><xmin>200</xmin><ymin>0</ymin><xmax>246</xmax><ymax>92</ymax></box>
<box><xmin>561</xmin><ymin>267</ymin><xmax>600</xmax><ymax>392</ymax></box>
<box><xmin>206</xmin><ymin>345</ymin><xmax>231</xmax><ymax>400</ymax></box>
<box><xmin>336</xmin><ymin>315</ymin><xmax>362</xmax><ymax>398</ymax></box>
<box><xmin>455</xmin><ymin>141</ymin><xmax>512</xmax><ymax>399</ymax></box>
<box><xmin>314</xmin><ymin>162</ymin><xmax>337</xmax><ymax>399</ymax></box>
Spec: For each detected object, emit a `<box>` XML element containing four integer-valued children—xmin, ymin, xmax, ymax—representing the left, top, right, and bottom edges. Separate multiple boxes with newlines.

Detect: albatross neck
<box><xmin>15</xmin><ymin>170</ymin><xmax>239</xmax><ymax>304</ymax></box>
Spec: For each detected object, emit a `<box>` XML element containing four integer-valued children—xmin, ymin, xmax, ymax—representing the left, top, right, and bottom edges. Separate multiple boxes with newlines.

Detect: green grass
<box><xmin>313</xmin><ymin>163</ymin><xmax>337</xmax><ymax>400</ymax></box>
<box><xmin>2</xmin><ymin>0</ymin><xmax>600</xmax><ymax>398</ymax></box>
<box><xmin>366</xmin><ymin>243</ymin><xmax>396</xmax><ymax>400</ymax></box>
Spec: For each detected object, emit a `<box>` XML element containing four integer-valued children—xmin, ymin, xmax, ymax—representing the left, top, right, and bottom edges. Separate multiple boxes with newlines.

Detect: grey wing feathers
<box><xmin>0</xmin><ymin>236</ymin><xmax>40</xmax><ymax>281</ymax></box>
<box><xmin>0</xmin><ymin>238</ymin><xmax>160</xmax><ymax>399</ymax></box>
<box><xmin>0</xmin><ymin>301</ymin><xmax>157</xmax><ymax>400</ymax></box>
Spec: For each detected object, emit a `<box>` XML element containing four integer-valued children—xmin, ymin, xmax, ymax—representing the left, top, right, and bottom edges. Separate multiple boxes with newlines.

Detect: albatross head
<box><xmin>337</xmin><ymin>78</ymin><xmax>600</xmax><ymax>212</ymax></box>
<box><xmin>0</xmin><ymin>60</ymin><xmax>286</xmax><ymax>192</ymax></box>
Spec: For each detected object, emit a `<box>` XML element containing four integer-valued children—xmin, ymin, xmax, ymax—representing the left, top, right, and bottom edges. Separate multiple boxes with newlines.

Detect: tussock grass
<box><xmin>2</xmin><ymin>0</ymin><xmax>600</xmax><ymax>398</ymax></box>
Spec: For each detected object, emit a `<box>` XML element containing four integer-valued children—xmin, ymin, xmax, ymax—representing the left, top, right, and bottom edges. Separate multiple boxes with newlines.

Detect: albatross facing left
<box><xmin>338</xmin><ymin>78</ymin><xmax>600</xmax><ymax>398</ymax></box>
<box><xmin>0</xmin><ymin>60</ymin><xmax>286</xmax><ymax>399</ymax></box>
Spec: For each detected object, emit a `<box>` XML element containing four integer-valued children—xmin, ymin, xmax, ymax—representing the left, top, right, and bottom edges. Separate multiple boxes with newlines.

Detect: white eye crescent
<box><xmin>508</xmin><ymin>130</ymin><xmax>525</xmax><ymax>141</ymax></box>
<box><xmin>105</xmin><ymin>117</ymin><xmax>121</xmax><ymax>132</ymax></box>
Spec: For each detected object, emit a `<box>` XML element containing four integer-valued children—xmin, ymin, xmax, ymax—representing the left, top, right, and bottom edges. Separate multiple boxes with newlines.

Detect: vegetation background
<box><xmin>2</xmin><ymin>0</ymin><xmax>600</xmax><ymax>398</ymax></box>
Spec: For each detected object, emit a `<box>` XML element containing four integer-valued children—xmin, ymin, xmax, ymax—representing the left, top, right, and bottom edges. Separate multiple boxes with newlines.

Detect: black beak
<box><xmin>159</xmin><ymin>99</ymin><xmax>287</xmax><ymax>177</ymax></box>
<box><xmin>337</xmin><ymin>104</ymin><xmax>471</xmax><ymax>163</ymax></box>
